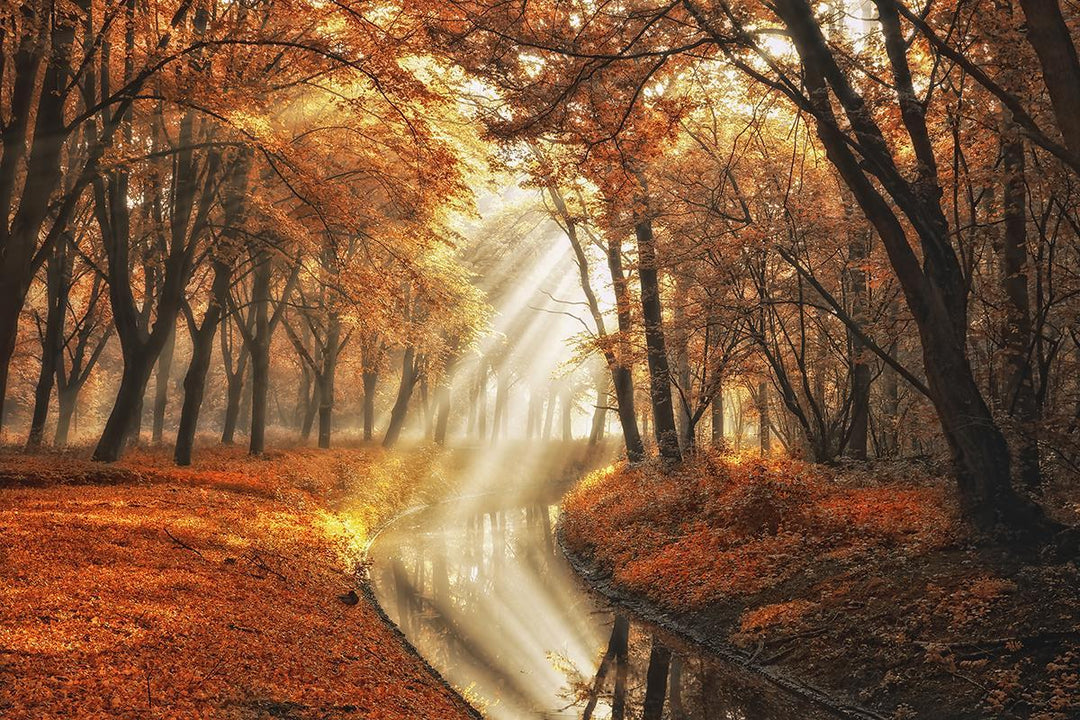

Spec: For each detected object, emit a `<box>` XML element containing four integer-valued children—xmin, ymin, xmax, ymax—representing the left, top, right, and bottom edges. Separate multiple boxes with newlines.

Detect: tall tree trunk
<box><xmin>475</xmin><ymin>358</ymin><xmax>487</xmax><ymax>440</ymax></box>
<box><xmin>383</xmin><ymin>348</ymin><xmax>420</xmax><ymax>448</ymax></box>
<box><xmin>221</xmin><ymin>357</ymin><xmax>246</xmax><ymax>444</ymax></box>
<box><xmin>317</xmin><ymin>313</ymin><xmax>340</xmax><ymax>449</ymax></box>
<box><xmin>589</xmin><ymin>375</ymin><xmax>607</xmax><ymax>445</ymax></box>
<box><xmin>635</xmin><ymin>219</ymin><xmax>681</xmax><ymax>462</ymax></box>
<box><xmin>248</xmin><ymin>248</ymin><xmax>271</xmax><ymax>455</ymax></box>
<box><xmin>561</xmin><ymin>384</ymin><xmax>573</xmax><ymax>442</ymax></box>
<box><xmin>999</xmin><ymin>125</ymin><xmax>1041</xmax><ymax>492</ymax></box>
<box><xmin>641</xmin><ymin>639</ymin><xmax>671</xmax><ymax>720</ymax></box>
<box><xmin>712</xmin><ymin>384</ymin><xmax>725</xmax><ymax>447</ymax></box>
<box><xmin>174</xmin><ymin>260</ymin><xmax>230</xmax><ymax>466</ymax></box>
<box><xmin>491</xmin><ymin>368</ymin><xmax>507</xmax><ymax>443</ymax></box>
<box><xmin>847</xmin><ymin>223</ymin><xmax>871</xmax><ymax>460</ymax></box>
<box><xmin>94</xmin><ymin>347</ymin><xmax>157</xmax><ymax>461</ymax></box>
<box><xmin>758</xmin><ymin>380</ymin><xmax>771</xmax><ymax>455</ymax></box>
<box><xmin>611</xmin><ymin>615</ymin><xmax>630</xmax><ymax>720</ymax></box>
<box><xmin>151</xmin><ymin>324</ymin><xmax>176</xmax><ymax>443</ymax></box>
<box><xmin>363</xmin><ymin>371</ymin><xmax>378</xmax><ymax>441</ymax></box>
<box><xmin>54</xmin><ymin>388</ymin><xmax>77</xmax><ymax>447</ymax></box>
<box><xmin>606</xmin><ymin>234</ymin><xmax>646</xmax><ymax>461</ymax></box>
<box><xmin>27</xmin><ymin>240</ymin><xmax>71</xmax><ymax>449</ymax></box>
<box><xmin>434</xmin><ymin>384</ymin><xmax>451</xmax><ymax>445</ymax></box>
<box><xmin>1017</xmin><ymin>0</ymin><xmax>1080</xmax><ymax>158</ymax></box>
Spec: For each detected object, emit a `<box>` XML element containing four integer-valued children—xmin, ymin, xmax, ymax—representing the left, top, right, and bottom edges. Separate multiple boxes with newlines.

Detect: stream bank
<box><xmin>559</xmin><ymin>454</ymin><xmax>1080</xmax><ymax>720</ymax></box>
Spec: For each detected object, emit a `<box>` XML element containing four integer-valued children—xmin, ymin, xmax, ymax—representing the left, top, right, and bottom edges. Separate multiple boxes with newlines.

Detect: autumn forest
<box><xmin>2</xmin><ymin>0</ymin><xmax>1080</xmax><ymax>718</ymax></box>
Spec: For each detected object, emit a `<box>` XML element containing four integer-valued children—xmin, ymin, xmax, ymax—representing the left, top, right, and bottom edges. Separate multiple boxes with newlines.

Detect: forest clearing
<box><xmin>3</xmin><ymin>0</ymin><xmax>1080</xmax><ymax>718</ymax></box>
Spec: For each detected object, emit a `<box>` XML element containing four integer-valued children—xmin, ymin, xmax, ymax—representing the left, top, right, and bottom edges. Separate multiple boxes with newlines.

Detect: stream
<box><xmin>367</xmin><ymin>451</ymin><xmax>842</xmax><ymax>719</ymax></box>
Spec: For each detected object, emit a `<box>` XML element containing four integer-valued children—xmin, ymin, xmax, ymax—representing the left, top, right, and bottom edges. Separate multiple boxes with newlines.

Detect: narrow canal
<box><xmin>367</xmin><ymin>450</ymin><xmax>840</xmax><ymax>719</ymax></box>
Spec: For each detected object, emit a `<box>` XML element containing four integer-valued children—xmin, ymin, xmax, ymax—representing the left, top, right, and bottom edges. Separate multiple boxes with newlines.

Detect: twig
<box><xmin>163</xmin><ymin>527</ymin><xmax>207</xmax><ymax>561</ymax></box>
<box><xmin>246</xmin><ymin>551</ymin><xmax>288</xmax><ymax>584</ymax></box>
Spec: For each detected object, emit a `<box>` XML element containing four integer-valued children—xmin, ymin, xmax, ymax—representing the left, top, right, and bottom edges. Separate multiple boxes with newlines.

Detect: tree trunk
<box><xmin>174</xmin><ymin>328</ymin><xmax>215</xmax><ymax>466</ymax></box>
<box><xmin>174</xmin><ymin>260</ymin><xmax>230</xmax><ymax>466</ymax></box>
<box><xmin>561</xmin><ymin>384</ymin><xmax>573</xmax><ymax>442</ymax></box>
<box><xmin>363</xmin><ymin>371</ymin><xmax>378</xmax><ymax>441</ymax></box>
<box><xmin>635</xmin><ymin>219</ymin><xmax>681</xmax><ymax>462</ymax></box>
<box><xmin>758</xmin><ymin>380</ymin><xmax>771</xmax><ymax>455</ymax></box>
<box><xmin>847</xmin><ymin>223</ymin><xmax>871</xmax><ymax>460</ymax></box>
<box><xmin>54</xmin><ymin>389</ymin><xmax>77</xmax><ymax>447</ymax></box>
<box><xmin>712</xmin><ymin>383</ymin><xmax>725</xmax><ymax>447</ymax></box>
<box><xmin>641</xmin><ymin>640</ymin><xmax>671</xmax><ymax>720</ymax></box>
<box><xmin>606</xmin><ymin>233</ymin><xmax>646</xmax><ymax>461</ymax></box>
<box><xmin>221</xmin><ymin>359</ymin><xmax>246</xmax><ymax>444</ymax></box>
<box><xmin>27</xmin><ymin>240</ymin><xmax>70</xmax><ymax>449</ymax></box>
<box><xmin>248</xmin><ymin>248</ymin><xmax>271</xmax><ymax>456</ymax></box>
<box><xmin>491</xmin><ymin>369</ymin><xmax>507</xmax><ymax>443</ymax></box>
<box><xmin>151</xmin><ymin>324</ymin><xmax>176</xmax><ymax>443</ymax></box>
<box><xmin>1018</xmin><ymin>0</ymin><xmax>1080</xmax><ymax>158</ymax></box>
<box><xmin>434</xmin><ymin>384</ymin><xmax>450</xmax><ymax>445</ymax></box>
<box><xmin>317</xmin><ymin>313</ymin><xmax>340</xmax><ymax>449</ymax></box>
<box><xmin>93</xmin><ymin>347</ymin><xmax>156</xmax><ymax>462</ymax></box>
<box><xmin>999</xmin><ymin>126</ymin><xmax>1041</xmax><ymax>491</ymax></box>
<box><xmin>589</xmin><ymin>376</ymin><xmax>607</xmax><ymax>445</ymax></box>
<box><xmin>383</xmin><ymin>347</ymin><xmax>420</xmax><ymax>448</ymax></box>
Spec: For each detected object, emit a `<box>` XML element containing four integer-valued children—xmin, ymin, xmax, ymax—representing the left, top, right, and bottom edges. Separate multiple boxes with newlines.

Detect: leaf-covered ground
<box><xmin>0</xmin><ymin>445</ymin><xmax>476</xmax><ymax>719</ymax></box>
<box><xmin>562</xmin><ymin>454</ymin><xmax>1080</xmax><ymax>719</ymax></box>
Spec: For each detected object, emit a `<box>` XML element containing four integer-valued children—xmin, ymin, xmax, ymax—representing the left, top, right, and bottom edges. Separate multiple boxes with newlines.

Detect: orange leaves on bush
<box><xmin>563</xmin><ymin>453</ymin><xmax>959</xmax><ymax>611</ymax></box>
<box><xmin>740</xmin><ymin>600</ymin><xmax>817</xmax><ymax>633</ymax></box>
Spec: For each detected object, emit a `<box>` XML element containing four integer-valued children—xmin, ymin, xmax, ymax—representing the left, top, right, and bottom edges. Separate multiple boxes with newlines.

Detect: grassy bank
<box><xmin>0</xmin><ymin>444</ymin><xmax>475</xmax><ymax>719</ymax></box>
<box><xmin>562</xmin><ymin>454</ymin><xmax>1080</xmax><ymax>719</ymax></box>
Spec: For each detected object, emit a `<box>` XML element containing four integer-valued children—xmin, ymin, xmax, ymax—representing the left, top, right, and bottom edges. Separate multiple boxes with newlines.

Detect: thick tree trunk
<box><xmin>383</xmin><ymin>348</ymin><xmax>420</xmax><ymax>448</ymax></box>
<box><xmin>27</xmin><ymin>241</ymin><xmax>70</xmax><ymax>449</ymax></box>
<box><xmin>847</xmin><ymin>224</ymin><xmax>871</xmax><ymax>460</ymax></box>
<box><xmin>316</xmin><ymin>314</ymin><xmax>340</xmax><ymax>449</ymax></box>
<box><xmin>0</xmin><ymin>291</ymin><xmax>19</xmax><ymax>433</ymax></box>
<box><xmin>999</xmin><ymin>128</ymin><xmax>1041</xmax><ymax>491</ymax></box>
<box><xmin>589</xmin><ymin>376</ymin><xmax>607</xmax><ymax>445</ymax></box>
<box><xmin>174</xmin><ymin>331</ymin><xmax>214</xmax><ymax>466</ymax></box>
<box><xmin>221</xmin><ymin>359</ymin><xmax>246</xmax><ymax>444</ymax></box>
<box><xmin>758</xmin><ymin>380</ymin><xmax>771</xmax><ymax>455</ymax></box>
<box><xmin>635</xmin><ymin>219</ymin><xmax>681</xmax><ymax>462</ymax></box>
<box><xmin>434</xmin><ymin>384</ymin><xmax>450</xmax><ymax>445</ymax></box>
<box><xmin>561</xmin><ymin>384</ymin><xmax>573</xmax><ymax>442</ymax></box>
<box><xmin>363</xmin><ymin>371</ymin><xmax>378</xmax><ymax>441</ymax></box>
<box><xmin>54</xmin><ymin>389</ymin><xmax>77</xmax><ymax>447</ymax></box>
<box><xmin>491</xmin><ymin>369</ymin><xmax>507</xmax><ymax>443</ymax></box>
<box><xmin>1017</xmin><ymin>0</ymin><xmax>1080</xmax><ymax>158</ymax></box>
<box><xmin>641</xmin><ymin>640</ymin><xmax>671</xmax><ymax>720</ymax></box>
<box><xmin>606</xmin><ymin>233</ymin><xmax>646</xmax><ymax>461</ymax></box>
<box><xmin>174</xmin><ymin>261</ymin><xmax>229</xmax><ymax>466</ymax></box>
<box><xmin>712</xmin><ymin>384</ymin><xmax>725</xmax><ymax>447</ymax></box>
<box><xmin>152</xmin><ymin>325</ymin><xmax>176</xmax><ymax>443</ymax></box>
<box><xmin>248</xmin><ymin>249</ymin><xmax>271</xmax><ymax>456</ymax></box>
<box><xmin>94</xmin><ymin>347</ymin><xmax>157</xmax><ymax>462</ymax></box>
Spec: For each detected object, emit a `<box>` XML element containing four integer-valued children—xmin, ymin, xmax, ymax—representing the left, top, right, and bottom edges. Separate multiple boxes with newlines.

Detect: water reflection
<box><xmin>369</xmin><ymin>494</ymin><xmax>839</xmax><ymax>720</ymax></box>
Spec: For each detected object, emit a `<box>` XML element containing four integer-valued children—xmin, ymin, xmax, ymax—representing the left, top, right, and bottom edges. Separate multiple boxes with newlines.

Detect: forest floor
<box><xmin>0</xmin><ymin>443</ymin><xmax>479</xmax><ymax>720</ymax></box>
<box><xmin>561</xmin><ymin>453</ymin><xmax>1080</xmax><ymax>720</ymax></box>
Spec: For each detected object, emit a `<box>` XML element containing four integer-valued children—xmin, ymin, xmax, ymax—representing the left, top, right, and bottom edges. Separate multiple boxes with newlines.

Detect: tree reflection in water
<box><xmin>370</xmin><ymin>498</ymin><xmax>839</xmax><ymax>719</ymax></box>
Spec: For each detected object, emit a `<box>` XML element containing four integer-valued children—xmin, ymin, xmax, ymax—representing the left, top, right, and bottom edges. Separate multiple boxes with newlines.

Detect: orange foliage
<box><xmin>0</xmin><ymin>447</ymin><xmax>471</xmax><ymax>719</ymax></box>
<box><xmin>563</xmin><ymin>454</ymin><xmax>959</xmax><ymax>611</ymax></box>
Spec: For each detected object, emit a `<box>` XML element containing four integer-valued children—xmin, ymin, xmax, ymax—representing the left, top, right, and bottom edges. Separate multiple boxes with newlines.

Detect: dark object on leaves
<box><xmin>338</xmin><ymin>590</ymin><xmax>359</xmax><ymax>606</ymax></box>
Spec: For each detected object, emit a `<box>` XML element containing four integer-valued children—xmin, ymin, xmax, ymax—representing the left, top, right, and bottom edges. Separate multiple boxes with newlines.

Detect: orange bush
<box><xmin>563</xmin><ymin>454</ymin><xmax>959</xmax><ymax>610</ymax></box>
